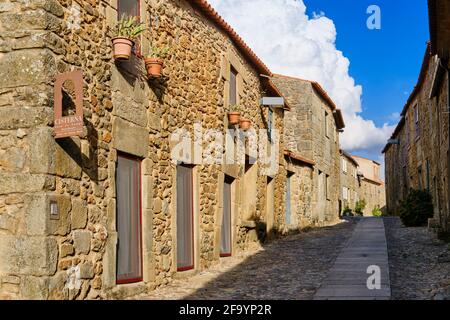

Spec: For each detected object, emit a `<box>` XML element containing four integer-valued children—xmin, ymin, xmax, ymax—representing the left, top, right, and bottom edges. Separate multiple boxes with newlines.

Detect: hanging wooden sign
<box><xmin>54</xmin><ymin>70</ymin><xmax>84</xmax><ymax>139</ymax></box>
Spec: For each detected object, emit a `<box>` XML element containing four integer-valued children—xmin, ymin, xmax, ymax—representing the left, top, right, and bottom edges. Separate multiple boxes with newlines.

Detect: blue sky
<box><xmin>304</xmin><ymin>0</ymin><xmax>429</xmax><ymax>158</ymax></box>
<box><xmin>209</xmin><ymin>0</ymin><xmax>430</xmax><ymax>170</ymax></box>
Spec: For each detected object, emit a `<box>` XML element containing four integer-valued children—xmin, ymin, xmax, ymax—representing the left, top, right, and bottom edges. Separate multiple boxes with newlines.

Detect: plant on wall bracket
<box><xmin>144</xmin><ymin>46</ymin><xmax>170</xmax><ymax>79</ymax></box>
<box><xmin>112</xmin><ymin>14</ymin><xmax>146</xmax><ymax>61</ymax></box>
<box><xmin>227</xmin><ymin>104</ymin><xmax>241</xmax><ymax>125</ymax></box>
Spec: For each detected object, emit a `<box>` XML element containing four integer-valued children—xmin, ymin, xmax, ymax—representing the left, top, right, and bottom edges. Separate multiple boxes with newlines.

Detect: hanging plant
<box><xmin>239</xmin><ymin>118</ymin><xmax>252</xmax><ymax>131</ymax></box>
<box><xmin>112</xmin><ymin>15</ymin><xmax>146</xmax><ymax>60</ymax></box>
<box><xmin>144</xmin><ymin>46</ymin><xmax>170</xmax><ymax>78</ymax></box>
<box><xmin>227</xmin><ymin>105</ymin><xmax>241</xmax><ymax>125</ymax></box>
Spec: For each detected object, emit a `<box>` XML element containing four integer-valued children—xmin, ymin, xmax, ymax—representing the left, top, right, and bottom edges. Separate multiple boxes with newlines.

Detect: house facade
<box><xmin>384</xmin><ymin>42</ymin><xmax>449</xmax><ymax>230</ymax></box>
<box><xmin>384</xmin><ymin>0</ymin><xmax>449</xmax><ymax>231</ymax></box>
<box><xmin>352</xmin><ymin>156</ymin><xmax>386</xmax><ymax>216</ymax></box>
<box><xmin>0</xmin><ymin>0</ymin><xmax>293</xmax><ymax>299</ymax></box>
<box><xmin>272</xmin><ymin>75</ymin><xmax>345</xmax><ymax>225</ymax></box>
<box><xmin>339</xmin><ymin>150</ymin><xmax>360</xmax><ymax>213</ymax></box>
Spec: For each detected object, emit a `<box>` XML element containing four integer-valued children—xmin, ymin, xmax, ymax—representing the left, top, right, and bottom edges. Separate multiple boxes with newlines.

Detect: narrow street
<box><xmin>138</xmin><ymin>217</ymin><xmax>450</xmax><ymax>300</ymax></box>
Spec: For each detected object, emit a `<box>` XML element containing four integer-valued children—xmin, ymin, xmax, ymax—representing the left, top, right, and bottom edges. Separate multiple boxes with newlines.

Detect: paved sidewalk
<box><xmin>135</xmin><ymin>220</ymin><xmax>357</xmax><ymax>300</ymax></box>
<box><xmin>314</xmin><ymin>217</ymin><xmax>391</xmax><ymax>300</ymax></box>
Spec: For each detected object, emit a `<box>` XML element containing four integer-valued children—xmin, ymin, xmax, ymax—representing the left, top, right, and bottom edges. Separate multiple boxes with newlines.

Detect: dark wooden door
<box><xmin>116</xmin><ymin>154</ymin><xmax>142</xmax><ymax>284</ymax></box>
<box><xmin>221</xmin><ymin>177</ymin><xmax>233</xmax><ymax>256</ymax></box>
<box><xmin>177</xmin><ymin>165</ymin><xmax>194</xmax><ymax>271</ymax></box>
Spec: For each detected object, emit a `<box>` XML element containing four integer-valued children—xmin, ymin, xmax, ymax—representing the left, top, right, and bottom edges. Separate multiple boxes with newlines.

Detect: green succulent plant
<box><xmin>114</xmin><ymin>14</ymin><xmax>146</xmax><ymax>40</ymax></box>
<box><xmin>228</xmin><ymin>104</ymin><xmax>241</xmax><ymax>112</ymax></box>
<box><xmin>147</xmin><ymin>46</ymin><xmax>171</xmax><ymax>59</ymax></box>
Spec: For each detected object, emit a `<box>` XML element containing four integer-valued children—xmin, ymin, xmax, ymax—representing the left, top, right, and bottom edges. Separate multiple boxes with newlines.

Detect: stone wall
<box><xmin>359</xmin><ymin>179</ymin><xmax>385</xmax><ymax>216</ymax></box>
<box><xmin>339</xmin><ymin>153</ymin><xmax>360</xmax><ymax>212</ymax></box>
<box><xmin>384</xmin><ymin>47</ymin><xmax>450</xmax><ymax>231</ymax></box>
<box><xmin>351</xmin><ymin>156</ymin><xmax>385</xmax><ymax>216</ymax></box>
<box><xmin>0</xmin><ymin>0</ymin><xmax>288</xmax><ymax>299</ymax></box>
<box><xmin>273</xmin><ymin>75</ymin><xmax>341</xmax><ymax>225</ymax></box>
<box><xmin>285</xmin><ymin>157</ymin><xmax>314</xmax><ymax>229</ymax></box>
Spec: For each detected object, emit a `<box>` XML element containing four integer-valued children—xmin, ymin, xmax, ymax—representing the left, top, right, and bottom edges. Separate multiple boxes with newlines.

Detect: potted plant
<box><xmin>112</xmin><ymin>15</ymin><xmax>145</xmax><ymax>61</ymax></box>
<box><xmin>227</xmin><ymin>105</ymin><xmax>241</xmax><ymax>125</ymax></box>
<box><xmin>239</xmin><ymin>118</ymin><xmax>252</xmax><ymax>131</ymax></box>
<box><xmin>144</xmin><ymin>46</ymin><xmax>170</xmax><ymax>78</ymax></box>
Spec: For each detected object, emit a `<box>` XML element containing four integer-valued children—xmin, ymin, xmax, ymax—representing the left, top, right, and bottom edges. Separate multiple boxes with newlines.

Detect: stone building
<box><xmin>283</xmin><ymin>150</ymin><xmax>314</xmax><ymax>230</ymax></box>
<box><xmin>352</xmin><ymin>156</ymin><xmax>385</xmax><ymax>216</ymax></box>
<box><xmin>384</xmin><ymin>41</ymin><xmax>449</xmax><ymax>230</ymax></box>
<box><xmin>384</xmin><ymin>0</ymin><xmax>449</xmax><ymax>230</ymax></box>
<box><xmin>272</xmin><ymin>74</ymin><xmax>345</xmax><ymax>225</ymax></box>
<box><xmin>0</xmin><ymin>0</ymin><xmax>293</xmax><ymax>299</ymax></box>
<box><xmin>339</xmin><ymin>150</ymin><xmax>360</xmax><ymax>213</ymax></box>
<box><xmin>384</xmin><ymin>0</ymin><xmax>449</xmax><ymax>231</ymax></box>
<box><xmin>428</xmin><ymin>0</ymin><xmax>450</xmax><ymax>231</ymax></box>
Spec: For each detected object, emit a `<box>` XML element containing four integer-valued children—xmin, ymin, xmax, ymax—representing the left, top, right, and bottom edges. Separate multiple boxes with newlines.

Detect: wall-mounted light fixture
<box><xmin>260</xmin><ymin>97</ymin><xmax>285</xmax><ymax>108</ymax></box>
<box><xmin>387</xmin><ymin>139</ymin><xmax>400</xmax><ymax>145</ymax></box>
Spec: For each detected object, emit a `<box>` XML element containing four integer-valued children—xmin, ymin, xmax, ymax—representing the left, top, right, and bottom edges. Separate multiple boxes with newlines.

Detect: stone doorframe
<box><xmin>103</xmin><ymin>118</ymin><xmax>154</xmax><ymax>297</ymax></box>
<box><xmin>214</xmin><ymin>168</ymin><xmax>240</xmax><ymax>260</ymax></box>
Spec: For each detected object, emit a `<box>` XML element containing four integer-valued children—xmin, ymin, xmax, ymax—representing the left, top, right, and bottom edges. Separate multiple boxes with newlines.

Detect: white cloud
<box><xmin>208</xmin><ymin>0</ymin><xmax>394</xmax><ymax>154</ymax></box>
<box><xmin>388</xmin><ymin>112</ymin><xmax>401</xmax><ymax>123</ymax></box>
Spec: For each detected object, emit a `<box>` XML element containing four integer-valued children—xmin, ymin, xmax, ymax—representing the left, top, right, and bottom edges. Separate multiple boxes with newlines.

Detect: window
<box><xmin>118</xmin><ymin>0</ymin><xmax>141</xmax><ymax>54</ymax></box>
<box><xmin>118</xmin><ymin>0</ymin><xmax>140</xmax><ymax>17</ymax></box>
<box><xmin>177</xmin><ymin>165</ymin><xmax>194</xmax><ymax>271</ymax></box>
<box><xmin>325</xmin><ymin>174</ymin><xmax>330</xmax><ymax>200</ymax></box>
<box><xmin>266</xmin><ymin>176</ymin><xmax>275</xmax><ymax>232</ymax></box>
<box><xmin>229</xmin><ymin>66</ymin><xmax>238</xmax><ymax>106</ymax></box>
<box><xmin>221</xmin><ymin>176</ymin><xmax>233</xmax><ymax>257</ymax></box>
<box><xmin>116</xmin><ymin>154</ymin><xmax>143</xmax><ymax>284</ymax></box>
<box><xmin>324</xmin><ymin>111</ymin><xmax>329</xmax><ymax>138</ymax></box>
<box><xmin>343</xmin><ymin>187</ymin><xmax>348</xmax><ymax>200</ymax></box>
<box><xmin>418</xmin><ymin>165</ymin><xmax>423</xmax><ymax>190</ymax></box>
<box><xmin>285</xmin><ymin>173</ymin><xmax>293</xmax><ymax>225</ymax></box>
<box><xmin>405</xmin><ymin>117</ymin><xmax>410</xmax><ymax>146</ymax></box>
<box><xmin>414</xmin><ymin>104</ymin><xmax>420</xmax><ymax>138</ymax></box>
<box><xmin>268</xmin><ymin>107</ymin><xmax>273</xmax><ymax>142</ymax></box>
<box><xmin>342</xmin><ymin>158</ymin><xmax>347</xmax><ymax>173</ymax></box>
<box><xmin>429</xmin><ymin>102</ymin><xmax>433</xmax><ymax>133</ymax></box>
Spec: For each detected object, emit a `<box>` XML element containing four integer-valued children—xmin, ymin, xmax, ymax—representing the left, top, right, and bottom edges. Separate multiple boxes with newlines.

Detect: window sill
<box><xmin>174</xmin><ymin>268</ymin><xmax>198</xmax><ymax>280</ymax></box>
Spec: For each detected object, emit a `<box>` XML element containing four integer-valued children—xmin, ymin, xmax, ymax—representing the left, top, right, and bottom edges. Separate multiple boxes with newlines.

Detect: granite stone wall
<box><xmin>0</xmin><ymin>0</ymin><xmax>287</xmax><ymax>299</ymax></box>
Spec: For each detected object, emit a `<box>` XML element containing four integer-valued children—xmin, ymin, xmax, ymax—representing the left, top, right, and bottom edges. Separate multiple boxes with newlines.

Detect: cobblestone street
<box><xmin>138</xmin><ymin>219</ymin><xmax>357</xmax><ymax>300</ymax></box>
<box><xmin>385</xmin><ymin>217</ymin><xmax>450</xmax><ymax>300</ymax></box>
<box><xmin>135</xmin><ymin>217</ymin><xmax>450</xmax><ymax>300</ymax></box>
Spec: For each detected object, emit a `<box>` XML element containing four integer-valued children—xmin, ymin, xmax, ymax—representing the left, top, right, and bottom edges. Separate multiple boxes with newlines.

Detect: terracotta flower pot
<box><xmin>145</xmin><ymin>58</ymin><xmax>164</xmax><ymax>78</ymax></box>
<box><xmin>112</xmin><ymin>37</ymin><xmax>134</xmax><ymax>60</ymax></box>
<box><xmin>227</xmin><ymin>112</ymin><xmax>241</xmax><ymax>125</ymax></box>
<box><xmin>239</xmin><ymin>118</ymin><xmax>252</xmax><ymax>131</ymax></box>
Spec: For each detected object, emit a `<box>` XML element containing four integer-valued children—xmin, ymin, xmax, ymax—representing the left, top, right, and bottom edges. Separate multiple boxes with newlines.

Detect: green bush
<box><xmin>399</xmin><ymin>189</ymin><xmax>433</xmax><ymax>227</ymax></box>
<box><xmin>372</xmin><ymin>205</ymin><xmax>383</xmax><ymax>217</ymax></box>
<box><xmin>355</xmin><ymin>199</ymin><xmax>366</xmax><ymax>216</ymax></box>
<box><xmin>342</xmin><ymin>206</ymin><xmax>353</xmax><ymax>217</ymax></box>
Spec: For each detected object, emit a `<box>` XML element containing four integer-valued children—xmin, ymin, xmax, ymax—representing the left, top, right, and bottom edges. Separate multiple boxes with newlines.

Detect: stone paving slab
<box><xmin>313</xmin><ymin>217</ymin><xmax>391</xmax><ymax>300</ymax></box>
<box><xmin>135</xmin><ymin>220</ymin><xmax>359</xmax><ymax>300</ymax></box>
<box><xmin>314</xmin><ymin>285</ymin><xmax>391</xmax><ymax>298</ymax></box>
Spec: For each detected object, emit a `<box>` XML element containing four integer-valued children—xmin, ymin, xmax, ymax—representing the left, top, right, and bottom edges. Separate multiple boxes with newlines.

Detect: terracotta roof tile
<box><xmin>284</xmin><ymin>150</ymin><xmax>315</xmax><ymax>166</ymax></box>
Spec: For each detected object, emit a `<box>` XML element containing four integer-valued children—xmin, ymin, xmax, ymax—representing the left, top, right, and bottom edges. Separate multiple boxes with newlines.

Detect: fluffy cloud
<box><xmin>208</xmin><ymin>0</ymin><xmax>395</xmax><ymax>154</ymax></box>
